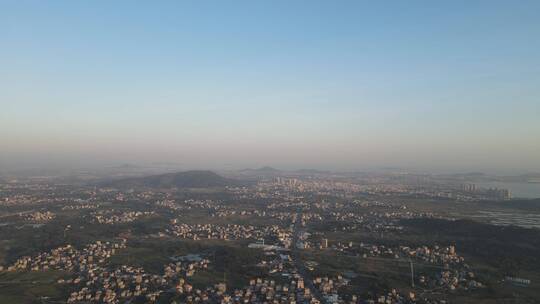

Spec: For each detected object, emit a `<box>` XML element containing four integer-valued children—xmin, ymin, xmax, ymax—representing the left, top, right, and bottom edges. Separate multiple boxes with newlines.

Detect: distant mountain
<box><xmin>104</xmin><ymin>170</ymin><xmax>237</xmax><ymax>189</ymax></box>
<box><xmin>253</xmin><ymin>166</ymin><xmax>281</xmax><ymax>172</ymax></box>
<box><xmin>238</xmin><ymin>167</ymin><xmax>331</xmax><ymax>177</ymax></box>
<box><xmin>240</xmin><ymin>166</ymin><xmax>282</xmax><ymax>174</ymax></box>
<box><xmin>294</xmin><ymin>169</ymin><xmax>330</xmax><ymax>175</ymax></box>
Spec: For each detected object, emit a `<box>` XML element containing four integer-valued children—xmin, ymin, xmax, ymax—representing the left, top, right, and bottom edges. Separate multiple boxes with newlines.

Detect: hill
<box><xmin>104</xmin><ymin>170</ymin><xmax>237</xmax><ymax>189</ymax></box>
<box><xmin>294</xmin><ymin>169</ymin><xmax>330</xmax><ymax>175</ymax></box>
<box><xmin>239</xmin><ymin>167</ymin><xmax>283</xmax><ymax>177</ymax></box>
<box><xmin>240</xmin><ymin>166</ymin><xmax>281</xmax><ymax>173</ymax></box>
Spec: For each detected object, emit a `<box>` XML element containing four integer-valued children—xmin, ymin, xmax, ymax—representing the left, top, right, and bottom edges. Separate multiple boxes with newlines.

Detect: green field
<box><xmin>0</xmin><ymin>270</ymin><xmax>70</xmax><ymax>304</ymax></box>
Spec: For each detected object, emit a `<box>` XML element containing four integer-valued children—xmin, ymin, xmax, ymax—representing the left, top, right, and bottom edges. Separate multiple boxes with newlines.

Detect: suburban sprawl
<box><xmin>0</xmin><ymin>169</ymin><xmax>539</xmax><ymax>303</ymax></box>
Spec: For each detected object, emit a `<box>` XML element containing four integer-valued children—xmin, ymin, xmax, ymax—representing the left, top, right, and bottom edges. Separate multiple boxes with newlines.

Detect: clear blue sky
<box><xmin>1</xmin><ymin>1</ymin><xmax>539</xmax><ymax>173</ymax></box>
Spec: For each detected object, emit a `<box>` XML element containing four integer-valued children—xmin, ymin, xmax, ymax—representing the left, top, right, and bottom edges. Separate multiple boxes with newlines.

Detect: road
<box><xmin>290</xmin><ymin>211</ymin><xmax>327</xmax><ymax>304</ymax></box>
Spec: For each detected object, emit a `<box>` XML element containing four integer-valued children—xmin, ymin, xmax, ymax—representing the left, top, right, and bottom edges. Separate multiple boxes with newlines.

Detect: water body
<box><xmin>472</xmin><ymin>210</ymin><xmax>540</xmax><ymax>229</ymax></box>
<box><xmin>474</xmin><ymin>181</ymin><xmax>540</xmax><ymax>199</ymax></box>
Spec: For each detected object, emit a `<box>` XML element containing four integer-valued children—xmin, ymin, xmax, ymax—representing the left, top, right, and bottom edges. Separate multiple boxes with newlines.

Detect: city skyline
<box><xmin>1</xmin><ymin>1</ymin><xmax>540</xmax><ymax>173</ymax></box>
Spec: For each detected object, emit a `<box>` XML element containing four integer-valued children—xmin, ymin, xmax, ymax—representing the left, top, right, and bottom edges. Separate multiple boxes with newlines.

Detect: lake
<box><xmin>475</xmin><ymin>181</ymin><xmax>540</xmax><ymax>199</ymax></box>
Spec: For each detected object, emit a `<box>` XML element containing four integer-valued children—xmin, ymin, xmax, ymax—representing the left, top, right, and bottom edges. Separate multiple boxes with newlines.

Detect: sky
<box><xmin>1</xmin><ymin>0</ymin><xmax>539</xmax><ymax>174</ymax></box>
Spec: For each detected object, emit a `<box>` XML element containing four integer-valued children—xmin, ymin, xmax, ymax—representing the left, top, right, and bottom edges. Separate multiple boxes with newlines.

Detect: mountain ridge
<box><xmin>104</xmin><ymin>170</ymin><xmax>237</xmax><ymax>189</ymax></box>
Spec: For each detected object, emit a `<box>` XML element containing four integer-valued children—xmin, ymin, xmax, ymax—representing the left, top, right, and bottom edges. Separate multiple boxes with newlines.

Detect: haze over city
<box><xmin>1</xmin><ymin>0</ymin><xmax>539</xmax><ymax>173</ymax></box>
<box><xmin>3</xmin><ymin>2</ymin><xmax>540</xmax><ymax>304</ymax></box>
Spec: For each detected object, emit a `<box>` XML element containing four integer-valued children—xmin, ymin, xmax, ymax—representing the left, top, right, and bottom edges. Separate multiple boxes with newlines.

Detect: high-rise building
<box><xmin>322</xmin><ymin>238</ymin><xmax>328</xmax><ymax>249</ymax></box>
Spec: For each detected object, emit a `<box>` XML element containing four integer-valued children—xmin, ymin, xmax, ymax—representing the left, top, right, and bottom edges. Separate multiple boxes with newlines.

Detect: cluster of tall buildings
<box><xmin>460</xmin><ymin>183</ymin><xmax>511</xmax><ymax>200</ymax></box>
